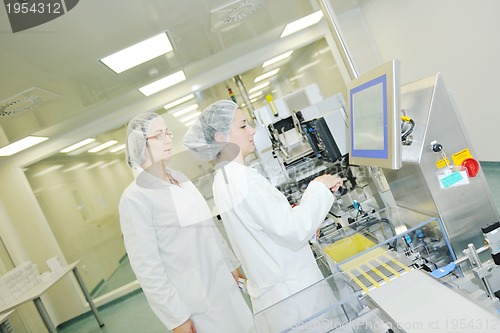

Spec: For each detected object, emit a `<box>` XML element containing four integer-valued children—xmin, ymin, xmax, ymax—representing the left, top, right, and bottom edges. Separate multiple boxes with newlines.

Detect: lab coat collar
<box><xmin>135</xmin><ymin>167</ymin><xmax>187</xmax><ymax>189</ymax></box>
<box><xmin>132</xmin><ymin>166</ymin><xmax>143</xmax><ymax>178</ymax></box>
<box><xmin>215</xmin><ymin>160</ymin><xmax>257</xmax><ymax>173</ymax></box>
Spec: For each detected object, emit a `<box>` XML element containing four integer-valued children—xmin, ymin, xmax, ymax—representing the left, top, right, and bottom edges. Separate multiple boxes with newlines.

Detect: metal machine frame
<box><xmin>384</xmin><ymin>74</ymin><xmax>500</xmax><ymax>259</ymax></box>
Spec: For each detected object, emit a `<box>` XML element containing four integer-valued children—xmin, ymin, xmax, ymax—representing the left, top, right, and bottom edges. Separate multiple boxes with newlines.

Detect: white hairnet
<box><xmin>183</xmin><ymin>100</ymin><xmax>238</xmax><ymax>160</ymax></box>
<box><xmin>125</xmin><ymin>112</ymin><xmax>163</xmax><ymax>169</ymax></box>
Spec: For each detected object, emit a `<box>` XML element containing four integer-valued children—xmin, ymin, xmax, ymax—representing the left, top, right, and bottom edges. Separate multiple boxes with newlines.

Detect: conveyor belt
<box><xmin>322</xmin><ymin>234</ymin><xmax>411</xmax><ymax>293</ymax></box>
<box><xmin>339</xmin><ymin>250</ymin><xmax>410</xmax><ymax>293</ymax></box>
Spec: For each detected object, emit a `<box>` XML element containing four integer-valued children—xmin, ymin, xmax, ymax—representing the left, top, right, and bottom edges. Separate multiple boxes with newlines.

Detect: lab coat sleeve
<box><xmin>240</xmin><ymin>178</ymin><xmax>334</xmax><ymax>251</ymax></box>
<box><xmin>119</xmin><ymin>193</ymin><xmax>190</xmax><ymax>330</ymax></box>
<box><xmin>213</xmin><ymin>223</ymin><xmax>240</xmax><ymax>271</ymax></box>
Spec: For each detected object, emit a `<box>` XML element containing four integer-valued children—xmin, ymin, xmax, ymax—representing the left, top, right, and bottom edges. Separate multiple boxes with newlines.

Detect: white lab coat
<box><xmin>212</xmin><ymin>161</ymin><xmax>334</xmax><ymax>314</ymax></box>
<box><xmin>119</xmin><ymin>168</ymin><xmax>254</xmax><ymax>332</ymax></box>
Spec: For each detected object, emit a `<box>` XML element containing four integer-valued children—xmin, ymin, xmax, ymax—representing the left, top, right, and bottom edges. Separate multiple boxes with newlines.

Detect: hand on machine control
<box><xmin>313</xmin><ymin>174</ymin><xmax>343</xmax><ymax>193</ymax></box>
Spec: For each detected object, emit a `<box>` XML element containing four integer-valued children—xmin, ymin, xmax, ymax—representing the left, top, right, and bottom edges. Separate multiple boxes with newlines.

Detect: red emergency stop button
<box><xmin>461</xmin><ymin>158</ymin><xmax>480</xmax><ymax>177</ymax></box>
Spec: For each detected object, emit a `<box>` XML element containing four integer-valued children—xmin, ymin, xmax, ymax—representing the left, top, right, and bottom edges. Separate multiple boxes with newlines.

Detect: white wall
<box><xmin>0</xmin><ymin>165</ymin><xmax>85</xmax><ymax>330</ymax></box>
<box><xmin>27</xmin><ymin>159</ymin><xmax>132</xmax><ymax>292</ymax></box>
<box><xmin>336</xmin><ymin>0</ymin><xmax>500</xmax><ymax>161</ymax></box>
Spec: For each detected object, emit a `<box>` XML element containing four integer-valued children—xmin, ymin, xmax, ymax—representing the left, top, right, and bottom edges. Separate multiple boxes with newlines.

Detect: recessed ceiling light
<box><xmin>0</xmin><ymin>136</ymin><xmax>48</xmax><ymax>156</ymax></box>
<box><xmin>248</xmin><ymin>82</ymin><xmax>270</xmax><ymax>94</ymax></box>
<box><xmin>60</xmin><ymin>138</ymin><xmax>96</xmax><ymax>153</ymax></box>
<box><xmin>297</xmin><ymin>60</ymin><xmax>320</xmax><ymax>73</ymax></box>
<box><xmin>313</xmin><ymin>46</ymin><xmax>331</xmax><ymax>57</ymax></box>
<box><xmin>172</xmin><ymin>104</ymin><xmax>199</xmax><ymax>118</ymax></box>
<box><xmin>254</xmin><ymin>68</ymin><xmax>280</xmax><ymax>83</ymax></box>
<box><xmin>85</xmin><ymin>161</ymin><xmax>105</xmax><ymax>170</ymax></box>
<box><xmin>262</xmin><ymin>51</ymin><xmax>293</xmax><ymax>68</ymax></box>
<box><xmin>164</xmin><ymin>94</ymin><xmax>195</xmax><ymax>110</ymax></box>
<box><xmin>180</xmin><ymin>112</ymin><xmax>200</xmax><ymax>123</ymax></box>
<box><xmin>63</xmin><ymin>163</ymin><xmax>88</xmax><ymax>173</ymax></box>
<box><xmin>33</xmin><ymin>164</ymin><xmax>63</xmax><ymax>177</ymax></box>
<box><xmin>110</xmin><ymin>144</ymin><xmax>126</xmax><ymax>153</ymax></box>
<box><xmin>99</xmin><ymin>160</ymin><xmax>120</xmax><ymax>169</ymax></box>
<box><xmin>280</xmin><ymin>11</ymin><xmax>323</xmax><ymax>38</ymax></box>
<box><xmin>184</xmin><ymin>119</ymin><xmax>197</xmax><ymax>127</ymax></box>
<box><xmin>88</xmin><ymin>140</ymin><xmax>118</xmax><ymax>153</ymax></box>
<box><xmin>248</xmin><ymin>91</ymin><xmax>263</xmax><ymax>99</ymax></box>
<box><xmin>68</xmin><ymin>142</ymin><xmax>101</xmax><ymax>156</ymax></box>
<box><xmin>288</xmin><ymin>74</ymin><xmax>304</xmax><ymax>81</ymax></box>
<box><xmin>139</xmin><ymin>71</ymin><xmax>186</xmax><ymax>96</ymax></box>
<box><xmin>100</xmin><ymin>33</ymin><xmax>173</xmax><ymax>74</ymax></box>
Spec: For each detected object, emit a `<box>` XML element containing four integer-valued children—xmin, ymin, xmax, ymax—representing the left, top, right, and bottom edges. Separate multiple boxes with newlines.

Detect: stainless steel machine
<box><xmin>384</xmin><ymin>73</ymin><xmax>500</xmax><ymax>260</ymax></box>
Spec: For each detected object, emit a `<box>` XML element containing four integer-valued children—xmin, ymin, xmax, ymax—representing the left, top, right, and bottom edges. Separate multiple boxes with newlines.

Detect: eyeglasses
<box><xmin>146</xmin><ymin>129</ymin><xmax>174</xmax><ymax>141</ymax></box>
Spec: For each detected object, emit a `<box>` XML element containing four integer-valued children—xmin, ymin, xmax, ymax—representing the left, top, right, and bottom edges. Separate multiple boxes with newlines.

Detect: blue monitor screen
<box><xmin>347</xmin><ymin>59</ymin><xmax>401</xmax><ymax>169</ymax></box>
<box><xmin>350</xmin><ymin>74</ymin><xmax>388</xmax><ymax>159</ymax></box>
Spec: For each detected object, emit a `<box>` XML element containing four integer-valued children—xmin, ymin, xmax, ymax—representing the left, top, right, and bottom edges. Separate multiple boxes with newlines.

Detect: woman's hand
<box><xmin>313</xmin><ymin>174</ymin><xmax>343</xmax><ymax>192</ymax></box>
<box><xmin>173</xmin><ymin>319</ymin><xmax>197</xmax><ymax>333</ymax></box>
<box><xmin>231</xmin><ymin>268</ymin><xmax>246</xmax><ymax>284</ymax></box>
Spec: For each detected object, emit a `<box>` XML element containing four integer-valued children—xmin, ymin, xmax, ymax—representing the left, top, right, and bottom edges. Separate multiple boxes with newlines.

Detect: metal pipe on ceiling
<box><xmin>317</xmin><ymin>0</ymin><xmax>359</xmax><ymax>79</ymax></box>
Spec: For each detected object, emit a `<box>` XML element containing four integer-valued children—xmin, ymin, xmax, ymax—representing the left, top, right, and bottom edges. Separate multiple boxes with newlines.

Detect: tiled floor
<box><xmin>56</xmin><ymin>161</ymin><xmax>500</xmax><ymax>333</ymax></box>
<box><xmin>58</xmin><ymin>257</ymin><xmax>167</xmax><ymax>333</ymax></box>
<box><xmin>91</xmin><ymin>257</ymin><xmax>136</xmax><ymax>298</ymax></box>
<box><xmin>58</xmin><ymin>290</ymin><xmax>166</xmax><ymax>333</ymax></box>
<box><xmin>58</xmin><ymin>258</ymin><xmax>252</xmax><ymax>333</ymax></box>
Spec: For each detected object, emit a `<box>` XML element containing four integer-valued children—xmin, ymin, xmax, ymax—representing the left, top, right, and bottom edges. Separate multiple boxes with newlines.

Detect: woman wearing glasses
<box><xmin>119</xmin><ymin>113</ymin><xmax>254</xmax><ymax>333</ymax></box>
<box><xmin>183</xmin><ymin>101</ymin><xmax>343</xmax><ymax>320</ymax></box>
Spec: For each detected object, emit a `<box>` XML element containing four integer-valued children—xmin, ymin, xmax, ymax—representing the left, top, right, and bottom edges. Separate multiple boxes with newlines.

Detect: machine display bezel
<box><xmin>348</xmin><ymin>59</ymin><xmax>402</xmax><ymax>169</ymax></box>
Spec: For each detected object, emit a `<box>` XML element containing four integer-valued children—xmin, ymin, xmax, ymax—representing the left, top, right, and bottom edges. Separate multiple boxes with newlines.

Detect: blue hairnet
<box><xmin>183</xmin><ymin>100</ymin><xmax>238</xmax><ymax>160</ymax></box>
<box><xmin>125</xmin><ymin>112</ymin><xmax>163</xmax><ymax>169</ymax></box>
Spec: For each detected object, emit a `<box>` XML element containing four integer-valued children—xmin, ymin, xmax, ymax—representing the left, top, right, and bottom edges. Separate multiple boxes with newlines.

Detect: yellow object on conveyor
<box><xmin>322</xmin><ymin>233</ymin><xmax>411</xmax><ymax>293</ymax></box>
<box><xmin>322</xmin><ymin>233</ymin><xmax>377</xmax><ymax>263</ymax></box>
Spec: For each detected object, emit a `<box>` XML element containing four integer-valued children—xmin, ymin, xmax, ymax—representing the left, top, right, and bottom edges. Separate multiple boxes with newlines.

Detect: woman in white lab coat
<box><xmin>183</xmin><ymin>101</ymin><xmax>343</xmax><ymax>316</ymax></box>
<box><xmin>119</xmin><ymin>113</ymin><xmax>254</xmax><ymax>333</ymax></box>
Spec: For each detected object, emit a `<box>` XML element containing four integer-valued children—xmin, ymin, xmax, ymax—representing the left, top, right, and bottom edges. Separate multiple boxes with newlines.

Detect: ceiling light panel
<box><xmin>184</xmin><ymin>119</ymin><xmax>197</xmax><ymax>127</ymax></box>
<box><xmin>297</xmin><ymin>60</ymin><xmax>320</xmax><ymax>73</ymax></box>
<box><xmin>280</xmin><ymin>11</ymin><xmax>323</xmax><ymax>38</ymax></box>
<box><xmin>248</xmin><ymin>91</ymin><xmax>263</xmax><ymax>99</ymax></box>
<box><xmin>248</xmin><ymin>82</ymin><xmax>270</xmax><ymax>94</ymax></box>
<box><xmin>262</xmin><ymin>51</ymin><xmax>293</xmax><ymax>68</ymax></box>
<box><xmin>100</xmin><ymin>33</ymin><xmax>173</xmax><ymax>74</ymax></box>
<box><xmin>288</xmin><ymin>74</ymin><xmax>304</xmax><ymax>81</ymax></box>
<box><xmin>110</xmin><ymin>144</ymin><xmax>126</xmax><ymax>153</ymax></box>
<box><xmin>99</xmin><ymin>160</ymin><xmax>120</xmax><ymax>169</ymax></box>
<box><xmin>254</xmin><ymin>68</ymin><xmax>279</xmax><ymax>83</ymax></box>
<box><xmin>88</xmin><ymin>140</ymin><xmax>118</xmax><ymax>153</ymax></box>
<box><xmin>33</xmin><ymin>165</ymin><xmax>63</xmax><ymax>177</ymax></box>
<box><xmin>172</xmin><ymin>104</ymin><xmax>199</xmax><ymax>118</ymax></box>
<box><xmin>139</xmin><ymin>71</ymin><xmax>186</xmax><ymax>96</ymax></box>
<box><xmin>60</xmin><ymin>138</ymin><xmax>96</xmax><ymax>153</ymax></box>
<box><xmin>85</xmin><ymin>161</ymin><xmax>105</xmax><ymax>170</ymax></box>
<box><xmin>0</xmin><ymin>136</ymin><xmax>48</xmax><ymax>156</ymax></box>
<box><xmin>164</xmin><ymin>94</ymin><xmax>195</xmax><ymax>110</ymax></box>
<box><xmin>63</xmin><ymin>163</ymin><xmax>88</xmax><ymax>173</ymax></box>
<box><xmin>68</xmin><ymin>142</ymin><xmax>101</xmax><ymax>156</ymax></box>
<box><xmin>180</xmin><ymin>112</ymin><xmax>200</xmax><ymax>123</ymax></box>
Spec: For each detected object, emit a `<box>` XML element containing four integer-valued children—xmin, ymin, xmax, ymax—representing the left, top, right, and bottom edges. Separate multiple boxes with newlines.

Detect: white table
<box><xmin>369</xmin><ymin>269</ymin><xmax>499</xmax><ymax>332</ymax></box>
<box><xmin>0</xmin><ymin>261</ymin><xmax>104</xmax><ymax>333</ymax></box>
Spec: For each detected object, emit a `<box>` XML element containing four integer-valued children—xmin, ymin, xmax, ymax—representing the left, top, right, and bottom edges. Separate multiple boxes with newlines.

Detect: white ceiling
<box><xmin>0</xmin><ymin>0</ymin><xmax>355</xmax><ymax>167</ymax></box>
